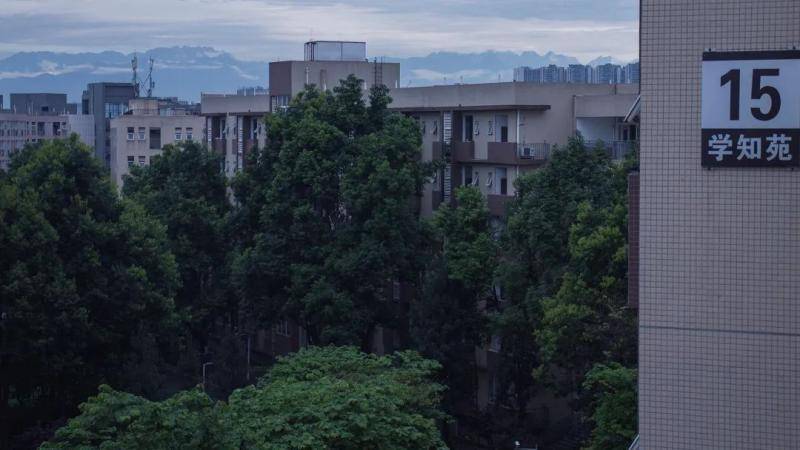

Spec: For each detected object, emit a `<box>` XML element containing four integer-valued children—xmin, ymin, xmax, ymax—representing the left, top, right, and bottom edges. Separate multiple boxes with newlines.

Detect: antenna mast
<box><xmin>143</xmin><ymin>57</ymin><xmax>155</xmax><ymax>98</ymax></box>
<box><xmin>131</xmin><ymin>53</ymin><xmax>140</xmax><ymax>98</ymax></box>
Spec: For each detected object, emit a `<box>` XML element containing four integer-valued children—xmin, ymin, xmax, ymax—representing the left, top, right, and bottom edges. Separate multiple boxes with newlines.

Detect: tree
<box><xmin>489</xmin><ymin>139</ymin><xmax>616</xmax><ymax>423</ymax></box>
<box><xmin>43</xmin><ymin>346</ymin><xmax>448</xmax><ymax>450</ymax></box>
<box><xmin>40</xmin><ymin>386</ymin><xmax>234</xmax><ymax>450</ymax></box>
<box><xmin>123</xmin><ymin>142</ymin><xmax>233</xmax><ymax>338</ymax></box>
<box><xmin>581</xmin><ymin>363</ymin><xmax>637</xmax><ymax>450</ymax></box>
<box><xmin>233</xmin><ymin>76</ymin><xmax>430</xmax><ymax>348</ymax></box>
<box><xmin>0</xmin><ymin>137</ymin><xmax>179</xmax><ymax>445</ymax></box>
<box><xmin>410</xmin><ymin>187</ymin><xmax>496</xmax><ymax>424</ymax></box>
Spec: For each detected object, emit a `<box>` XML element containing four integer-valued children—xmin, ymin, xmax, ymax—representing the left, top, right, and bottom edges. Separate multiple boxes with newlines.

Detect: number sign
<box><xmin>702</xmin><ymin>50</ymin><xmax>800</xmax><ymax>167</ymax></box>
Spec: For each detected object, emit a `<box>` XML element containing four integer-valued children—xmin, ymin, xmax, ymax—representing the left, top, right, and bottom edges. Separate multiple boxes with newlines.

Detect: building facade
<box><xmin>82</xmin><ymin>82</ymin><xmax>137</xmax><ymax>165</ymax></box>
<box><xmin>269</xmin><ymin>41</ymin><xmax>400</xmax><ymax>111</ymax></box>
<box><xmin>200</xmin><ymin>92</ymin><xmax>269</xmax><ymax>178</ymax></box>
<box><xmin>109</xmin><ymin>98</ymin><xmax>204</xmax><ymax>188</ymax></box>
<box><xmin>0</xmin><ymin>111</ymin><xmax>87</xmax><ymax>170</ymax></box>
<box><xmin>9</xmin><ymin>93</ymin><xmax>74</xmax><ymax>115</ymax></box>
<box><xmin>390</xmin><ymin>82</ymin><xmax>638</xmax><ymax>218</ymax></box>
<box><xmin>638</xmin><ymin>0</ymin><xmax>800</xmax><ymax>448</ymax></box>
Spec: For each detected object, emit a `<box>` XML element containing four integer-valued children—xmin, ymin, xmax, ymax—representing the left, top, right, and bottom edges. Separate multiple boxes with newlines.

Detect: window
<box><xmin>127</xmin><ymin>127</ymin><xmax>135</xmax><ymax>141</ymax></box>
<box><xmin>274</xmin><ymin>320</ymin><xmax>290</xmax><ymax>337</ymax></box>
<box><xmin>489</xmin><ymin>335</ymin><xmax>502</xmax><ymax>353</ymax></box>
<box><xmin>463</xmin><ymin>165</ymin><xmax>473</xmax><ymax>186</ymax></box>
<box><xmin>496</xmin><ymin>167</ymin><xmax>508</xmax><ymax>195</ymax></box>
<box><xmin>487</xmin><ymin>120</ymin><xmax>494</xmax><ymax>136</ymax></box>
<box><xmin>137</xmin><ymin>127</ymin><xmax>146</xmax><ymax>140</ymax></box>
<box><xmin>127</xmin><ymin>156</ymin><xmax>134</xmax><ymax>167</ymax></box>
<box><xmin>474</xmin><ymin>120</ymin><xmax>480</xmax><ymax>136</ymax></box>
<box><xmin>149</xmin><ymin>128</ymin><xmax>161</xmax><ymax>149</ymax></box>
<box><xmin>392</xmin><ymin>280</ymin><xmax>401</xmax><ymax>302</ymax></box>
<box><xmin>432</xmin><ymin>120</ymin><xmax>438</xmax><ymax>135</ymax></box>
<box><xmin>138</xmin><ymin>156</ymin><xmax>146</xmax><ymax>166</ymax></box>
<box><xmin>174</xmin><ymin>127</ymin><xmax>182</xmax><ymax>141</ymax></box>
<box><xmin>186</xmin><ymin>127</ymin><xmax>193</xmax><ymax>141</ymax></box>
<box><xmin>486</xmin><ymin>171</ymin><xmax>494</xmax><ymax>189</ymax></box>
<box><xmin>496</xmin><ymin>114</ymin><xmax>509</xmax><ymax>143</ymax></box>
<box><xmin>463</xmin><ymin>115</ymin><xmax>474</xmax><ymax>142</ymax></box>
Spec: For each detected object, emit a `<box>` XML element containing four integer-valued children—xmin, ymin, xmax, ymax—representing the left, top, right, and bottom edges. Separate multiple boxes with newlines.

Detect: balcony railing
<box><xmin>585</xmin><ymin>140</ymin><xmax>637</xmax><ymax>160</ymax></box>
<box><xmin>517</xmin><ymin>142</ymin><xmax>551</xmax><ymax>161</ymax></box>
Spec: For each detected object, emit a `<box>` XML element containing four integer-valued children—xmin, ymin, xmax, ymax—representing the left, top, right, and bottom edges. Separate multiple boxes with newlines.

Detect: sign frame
<box><xmin>701</xmin><ymin>49</ymin><xmax>800</xmax><ymax>168</ymax></box>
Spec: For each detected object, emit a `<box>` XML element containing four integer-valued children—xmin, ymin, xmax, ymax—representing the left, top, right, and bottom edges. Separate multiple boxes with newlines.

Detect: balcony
<box><xmin>487</xmin><ymin>194</ymin><xmax>512</xmax><ymax>217</ymax></box>
<box><xmin>451</xmin><ymin>141</ymin><xmax>475</xmax><ymax>162</ymax></box>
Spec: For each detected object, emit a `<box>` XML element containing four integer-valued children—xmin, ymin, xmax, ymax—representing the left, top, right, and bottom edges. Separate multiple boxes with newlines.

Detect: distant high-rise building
<box><xmin>594</xmin><ymin>63</ymin><xmax>622</xmax><ymax>84</ymax></box>
<box><xmin>567</xmin><ymin>64</ymin><xmax>589</xmax><ymax>83</ymax></box>
<box><xmin>515</xmin><ymin>62</ymin><xmax>636</xmax><ymax>85</ymax></box>
<box><xmin>623</xmin><ymin>62</ymin><xmax>640</xmax><ymax>84</ymax></box>
<box><xmin>82</xmin><ymin>82</ymin><xmax>137</xmax><ymax>165</ymax></box>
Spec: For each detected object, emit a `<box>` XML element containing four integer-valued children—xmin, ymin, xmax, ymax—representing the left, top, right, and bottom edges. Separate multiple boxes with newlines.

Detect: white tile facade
<box><xmin>640</xmin><ymin>0</ymin><xmax>800</xmax><ymax>447</ymax></box>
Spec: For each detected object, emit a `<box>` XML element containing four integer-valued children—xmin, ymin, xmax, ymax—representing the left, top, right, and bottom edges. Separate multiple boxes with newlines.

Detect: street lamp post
<box><xmin>202</xmin><ymin>362</ymin><xmax>214</xmax><ymax>392</ymax></box>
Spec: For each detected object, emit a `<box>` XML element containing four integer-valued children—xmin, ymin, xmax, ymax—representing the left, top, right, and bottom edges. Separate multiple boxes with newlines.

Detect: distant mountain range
<box><xmin>0</xmin><ymin>46</ymin><xmax>637</xmax><ymax>104</ymax></box>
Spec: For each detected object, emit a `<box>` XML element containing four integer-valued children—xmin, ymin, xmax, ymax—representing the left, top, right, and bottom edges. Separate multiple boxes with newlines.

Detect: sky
<box><xmin>0</xmin><ymin>0</ymin><xmax>639</xmax><ymax>63</ymax></box>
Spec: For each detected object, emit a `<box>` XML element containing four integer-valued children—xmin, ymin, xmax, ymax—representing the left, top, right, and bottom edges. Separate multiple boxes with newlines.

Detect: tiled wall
<box><xmin>640</xmin><ymin>0</ymin><xmax>800</xmax><ymax>447</ymax></box>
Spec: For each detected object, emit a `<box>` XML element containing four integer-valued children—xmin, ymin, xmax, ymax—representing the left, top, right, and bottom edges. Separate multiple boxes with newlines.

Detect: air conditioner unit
<box><xmin>520</xmin><ymin>147</ymin><xmax>533</xmax><ymax>159</ymax></box>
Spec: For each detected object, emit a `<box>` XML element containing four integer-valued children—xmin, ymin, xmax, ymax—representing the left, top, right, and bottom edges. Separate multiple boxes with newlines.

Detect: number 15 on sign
<box><xmin>701</xmin><ymin>50</ymin><xmax>800</xmax><ymax>167</ymax></box>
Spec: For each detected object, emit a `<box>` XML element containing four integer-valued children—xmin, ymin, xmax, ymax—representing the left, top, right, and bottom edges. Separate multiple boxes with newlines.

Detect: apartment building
<box><xmin>389</xmin><ymin>82</ymin><xmax>639</xmax><ymax>218</ymax></box>
<box><xmin>82</xmin><ymin>82</ymin><xmax>137</xmax><ymax>166</ymax></box>
<box><xmin>0</xmin><ymin>110</ymin><xmax>95</xmax><ymax>170</ymax></box>
<box><xmin>268</xmin><ymin>40</ymin><xmax>400</xmax><ymax>111</ymax></box>
<box><xmin>109</xmin><ymin>98</ymin><xmax>204</xmax><ymax>188</ymax></box>
<box><xmin>200</xmin><ymin>92</ymin><xmax>269</xmax><ymax>178</ymax></box>
<box><xmin>637</xmin><ymin>0</ymin><xmax>800</xmax><ymax>448</ymax></box>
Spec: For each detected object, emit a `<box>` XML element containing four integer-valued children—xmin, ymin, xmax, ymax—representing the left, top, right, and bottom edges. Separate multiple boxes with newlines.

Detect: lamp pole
<box><xmin>202</xmin><ymin>362</ymin><xmax>214</xmax><ymax>392</ymax></box>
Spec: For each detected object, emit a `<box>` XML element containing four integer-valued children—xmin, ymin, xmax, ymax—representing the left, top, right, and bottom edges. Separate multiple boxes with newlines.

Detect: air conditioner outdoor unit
<box><xmin>520</xmin><ymin>147</ymin><xmax>533</xmax><ymax>159</ymax></box>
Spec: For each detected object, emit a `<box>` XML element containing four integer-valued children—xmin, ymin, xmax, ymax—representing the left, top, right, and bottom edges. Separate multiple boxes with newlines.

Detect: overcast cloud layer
<box><xmin>0</xmin><ymin>0</ymin><xmax>638</xmax><ymax>63</ymax></box>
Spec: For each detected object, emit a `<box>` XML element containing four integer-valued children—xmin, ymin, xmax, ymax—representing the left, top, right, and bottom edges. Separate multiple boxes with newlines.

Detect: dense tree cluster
<box><xmin>0</xmin><ymin>76</ymin><xmax>637</xmax><ymax>449</ymax></box>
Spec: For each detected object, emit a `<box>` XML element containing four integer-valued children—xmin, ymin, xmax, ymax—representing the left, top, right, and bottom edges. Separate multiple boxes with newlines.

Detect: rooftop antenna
<box><xmin>143</xmin><ymin>57</ymin><xmax>155</xmax><ymax>98</ymax></box>
<box><xmin>131</xmin><ymin>53</ymin><xmax>140</xmax><ymax>98</ymax></box>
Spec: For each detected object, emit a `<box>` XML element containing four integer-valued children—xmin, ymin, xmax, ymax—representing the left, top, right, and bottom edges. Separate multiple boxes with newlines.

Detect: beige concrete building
<box><xmin>269</xmin><ymin>41</ymin><xmax>400</xmax><ymax>112</ymax></box>
<box><xmin>389</xmin><ymin>82</ymin><xmax>638</xmax><ymax>218</ymax></box>
<box><xmin>109</xmin><ymin>99</ymin><xmax>204</xmax><ymax>188</ymax></box>
<box><xmin>200</xmin><ymin>92</ymin><xmax>269</xmax><ymax>178</ymax></box>
<box><xmin>638</xmin><ymin>0</ymin><xmax>800</xmax><ymax>448</ymax></box>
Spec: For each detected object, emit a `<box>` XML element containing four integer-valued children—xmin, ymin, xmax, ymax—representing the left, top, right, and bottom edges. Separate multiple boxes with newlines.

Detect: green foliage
<box><xmin>41</xmin><ymin>385</ymin><xmax>233</xmax><ymax>450</ymax></box>
<box><xmin>233</xmin><ymin>75</ymin><xmax>430</xmax><ymax>347</ymax></box>
<box><xmin>0</xmin><ymin>137</ymin><xmax>179</xmax><ymax>430</ymax></box>
<box><xmin>411</xmin><ymin>187</ymin><xmax>496</xmax><ymax>413</ymax></box>
<box><xmin>43</xmin><ymin>347</ymin><xmax>448</xmax><ymax>450</ymax></box>
<box><xmin>582</xmin><ymin>363</ymin><xmax>637</xmax><ymax>450</ymax></box>
<box><xmin>230</xmin><ymin>346</ymin><xmax>447</xmax><ymax>449</ymax></box>
<box><xmin>122</xmin><ymin>141</ymin><xmax>232</xmax><ymax>335</ymax></box>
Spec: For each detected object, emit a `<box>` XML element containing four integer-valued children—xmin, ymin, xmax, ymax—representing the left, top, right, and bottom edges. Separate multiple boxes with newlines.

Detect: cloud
<box><xmin>0</xmin><ymin>0</ymin><xmax>638</xmax><ymax>62</ymax></box>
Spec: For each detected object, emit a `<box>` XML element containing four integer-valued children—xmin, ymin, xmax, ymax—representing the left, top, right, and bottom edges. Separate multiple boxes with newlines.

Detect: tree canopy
<box><xmin>0</xmin><ymin>137</ymin><xmax>179</xmax><ymax>443</ymax></box>
<box><xmin>233</xmin><ymin>76</ymin><xmax>431</xmax><ymax>348</ymax></box>
<box><xmin>42</xmin><ymin>347</ymin><xmax>448</xmax><ymax>450</ymax></box>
